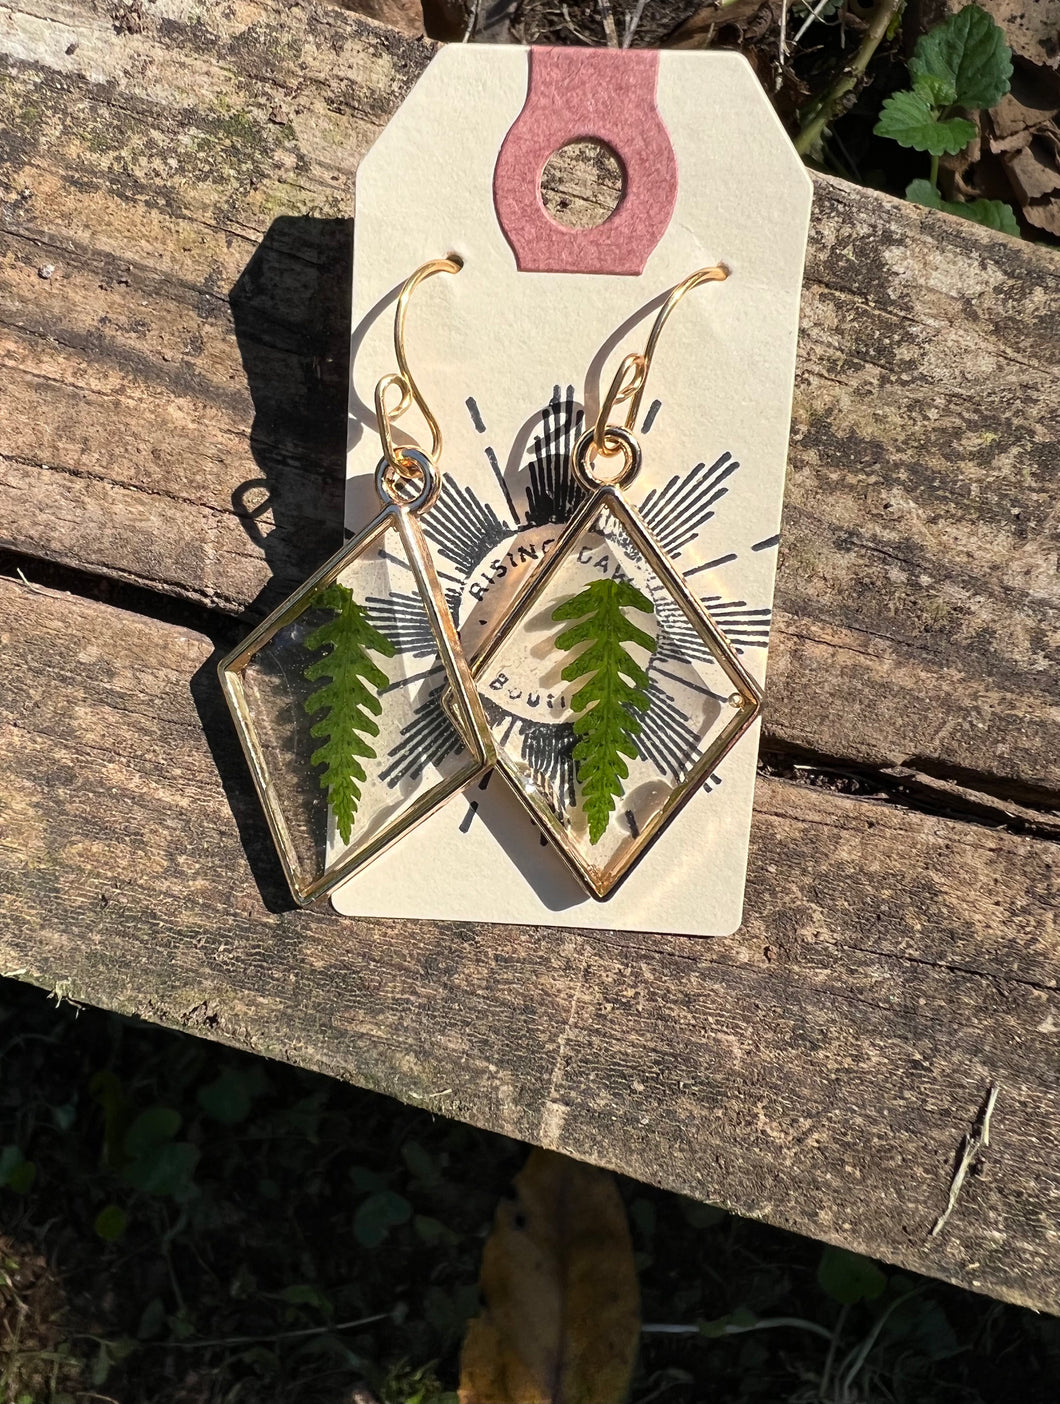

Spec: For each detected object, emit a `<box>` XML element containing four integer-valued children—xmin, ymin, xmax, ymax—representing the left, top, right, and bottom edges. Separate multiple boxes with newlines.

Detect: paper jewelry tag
<box><xmin>336</xmin><ymin>44</ymin><xmax>811</xmax><ymax>936</ymax></box>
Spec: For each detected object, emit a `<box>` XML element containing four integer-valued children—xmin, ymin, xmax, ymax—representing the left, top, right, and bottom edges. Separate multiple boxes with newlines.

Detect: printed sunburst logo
<box><xmin>323</xmin><ymin>387</ymin><xmax>772</xmax><ymax>847</ymax></box>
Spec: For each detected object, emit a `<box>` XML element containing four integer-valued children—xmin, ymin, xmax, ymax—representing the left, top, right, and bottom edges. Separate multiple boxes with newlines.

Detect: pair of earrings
<box><xmin>219</xmin><ymin>258</ymin><xmax>762</xmax><ymax>907</ymax></box>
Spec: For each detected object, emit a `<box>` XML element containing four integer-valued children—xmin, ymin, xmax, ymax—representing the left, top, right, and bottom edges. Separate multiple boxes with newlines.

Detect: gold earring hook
<box><xmin>591</xmin><ymin>264</ymin><xmax>728</xmax><ymax>459</ymax></box>
<box><xmin>375</xmin><ymin>255</ymin><xmax>462</xmax><ymax>475</ymax></box>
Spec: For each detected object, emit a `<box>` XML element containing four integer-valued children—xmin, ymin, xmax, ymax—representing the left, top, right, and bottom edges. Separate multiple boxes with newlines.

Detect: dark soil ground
<box><xmin>2</xmin><ymin>978</ymin><xmax>1059</xmax><ymax>1404</ymax></box>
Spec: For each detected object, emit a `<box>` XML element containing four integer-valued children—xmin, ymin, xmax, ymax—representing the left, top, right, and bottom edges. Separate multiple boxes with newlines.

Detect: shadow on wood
<box><xmin>187</xmin><ymin>216</ymin><xmax>358</xmax><ymax>914</ymax></box>
<box><xmin>227</xmin><ymin>215</ymin><xmax>354</xmax><ymax>623</ymax></box>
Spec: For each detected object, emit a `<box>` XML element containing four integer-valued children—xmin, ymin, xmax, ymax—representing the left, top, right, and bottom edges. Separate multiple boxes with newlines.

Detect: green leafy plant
<box><xmin>904</xmin><ymin>178</ymin><xmax>1020</xmax><ymax>233</ymax></box>
<box><xmin>875</xmin><ymin>4</ymin><xmax>1018</xmax><ymax>235</ymax></box>
<box><xmin>304</xmin><ymin>583</ymin><xmax>396</xmax><ymax>844</ymax></box>
<box><xmin>552</xmin><ymin>578</ymin><xmax>657</xmax><ymax>845</ymax></box>
<box><xmin>93</xmin><ymin>1203</ymin><xmax>128</xmax><ymax>1242</ymax></box>
<box><xmin>817</xmin><ymin>1246</ymin><xmax>887</xmax><ymax>1306</ymax></box>
<box><xmin>121</xmin><ymin>1106</ymin><xmax>199</xmax><ymax>1198</ymax></box>
<box><xmin>0</xmin><ymin>1144</ymin><xmax>36</xmax><ymax>1194</ymax></box>
<box><xmin>197</xmin><ymin>1064</ymin><xmax>269</xmax><ymax>1125</ymax></box>
<box><xmin>354</xmin><ymin>1188</ymin><xmax>413</xmax><ymax>1248</ymax></box>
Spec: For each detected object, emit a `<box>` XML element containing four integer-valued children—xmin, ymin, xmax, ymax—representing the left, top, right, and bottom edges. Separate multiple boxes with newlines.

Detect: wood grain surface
<box><xmin>1</xmin><ymin>0</ymin><xmax>1059</xmax><ymax>1310</ymax></box>
<box><xmin>2</xmin><ymin>574</ymin><xmax>1059</xmax><ymax>1310</ymax></box>
<box><xmin>1</xmin><ymin>0</ymin><xmax>1058</xmax><ymax>798</ymax></box>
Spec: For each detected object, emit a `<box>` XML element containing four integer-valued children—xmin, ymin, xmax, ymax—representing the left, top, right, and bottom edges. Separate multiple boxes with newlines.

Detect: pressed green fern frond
<box><xmin>303</xmin><ymin>583</ymin><xmax>396</xmax><ymax>845</ymax></box>
<box><xmin>552</xmin><ymin>577</ymin><xmax>656</xmax><ymax>845</ymax></box>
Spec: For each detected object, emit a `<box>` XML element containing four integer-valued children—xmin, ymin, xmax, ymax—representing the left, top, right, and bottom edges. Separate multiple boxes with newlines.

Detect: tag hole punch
<box><xmin>493</xmin><ymin>48</ymin><xmax>677</xmax><ymax>275</ymax></box>
<box><xmin>540</xmin><ymin>140</ymin><xmax>626</xmax><ymax>231</ymax></box>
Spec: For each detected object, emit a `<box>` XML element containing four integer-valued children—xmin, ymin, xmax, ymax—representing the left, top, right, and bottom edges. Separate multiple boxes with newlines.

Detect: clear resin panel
<box><xmin>470</xmin><ymin>492</ymin><xmax>761</xmax><ymax>898</ymax></box>
<box><xmin>220</xmin><ymin>513</ymin><xmax>488</xmax><ymax>905</ymax></box>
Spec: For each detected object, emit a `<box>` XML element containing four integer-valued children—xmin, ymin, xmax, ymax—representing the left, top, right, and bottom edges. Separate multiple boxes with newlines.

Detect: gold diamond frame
<box><xmin>463</xmin><ymin>484</ymin><xmax>763</xmax><ymax>901</ymax></box>
<box><xmin>219</xmin><ymin>495</ymin><xmax>494</xmax><ymax>908</ymax></box>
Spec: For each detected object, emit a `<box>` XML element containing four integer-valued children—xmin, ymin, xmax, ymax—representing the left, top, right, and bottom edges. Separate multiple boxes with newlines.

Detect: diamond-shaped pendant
<box><xmin>219</xmin><ymin>452</ymin><xmax>493</xmax><ymax>907</ymax></box>
<box><xmin>465</xmin><ymin>428</ymin><xmax>762</xmax><ymax>900</ymax></box>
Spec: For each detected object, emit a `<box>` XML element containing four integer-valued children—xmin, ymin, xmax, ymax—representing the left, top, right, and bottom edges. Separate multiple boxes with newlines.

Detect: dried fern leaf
<box><xmin>304</xmin><ymin>583</ymin><xmax>396</xmax><ymax>844</ymax></box>
<box><xmin>552</xmin><ymin>578</ymin><xmax>656</xmax><ymax>845</ymax></box>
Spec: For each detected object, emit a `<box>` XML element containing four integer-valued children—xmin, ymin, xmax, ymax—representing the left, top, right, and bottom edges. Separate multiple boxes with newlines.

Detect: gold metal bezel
<box><xmin>218</xmin><ymin>501</ymin><xmax>494</xmax><ymax>908</ymax></box>
<box><xmin>464</xmin><ymin>486</ymin><xmax>763</xmax><ymax>901</ymax></box>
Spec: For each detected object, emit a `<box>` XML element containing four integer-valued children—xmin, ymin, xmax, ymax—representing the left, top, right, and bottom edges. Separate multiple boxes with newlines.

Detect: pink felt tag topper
<box><xmin>493</xmin><ymin>47</ymin><xmax>679</xmax><ymax>276</ymax></box>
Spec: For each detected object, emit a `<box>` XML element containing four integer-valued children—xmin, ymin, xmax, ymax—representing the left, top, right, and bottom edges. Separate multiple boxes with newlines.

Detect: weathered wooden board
<box><xmin>2</xmin><ymin>0</ymin><xmax>1060</xmax><ymax>1314</ymax></box>
<box><xmin>1</xmin><ymin>0</ymin><xmax>1058</xmax><ymax>803</ymax></box>
<box><xmin>2</xmin><ymin>573</ymin><xmax>1059</xmax><ymax>1310</ymax></box>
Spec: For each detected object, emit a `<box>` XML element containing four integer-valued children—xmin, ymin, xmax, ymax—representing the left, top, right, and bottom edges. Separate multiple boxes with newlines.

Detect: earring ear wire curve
<box><xmin>376</xmin><ymin>255</ymin><xmax>463</xmax><ymax>477</ymax></box>
<box><xmin>591</xmin><ymin>263</ymin><xmax>728</xmax><ymax>460</ymax></box>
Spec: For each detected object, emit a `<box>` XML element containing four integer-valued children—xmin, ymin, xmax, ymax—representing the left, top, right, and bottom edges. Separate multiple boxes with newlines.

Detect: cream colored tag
<box><xmin>334</xmin><ymin>45</ymin><xmax>811</xmax><ymax>935</ymax></box>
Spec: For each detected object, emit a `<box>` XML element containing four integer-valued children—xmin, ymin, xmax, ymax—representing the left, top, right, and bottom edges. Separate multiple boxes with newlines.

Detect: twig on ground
<box><xmin>463</xmin><ymin>0</ymin><xmax>480</xmax><ymax>40</ymax></box>
<box><xmin>149</xmin><ymin>1311</ymin><xmax>392</xmax><ymax>1350</ymax></box>
<box><xmin>643</xmin><ymin>1317</ymin><xmax>835</xmax><ymax>1343</ymax></box>
<box><xmin>838</xmin><ymin>1288</ymin><xmax>924</xmax><ymax>1396</ymax></box>
<box><xmin>15</xmin><ymin>569</ymin><xmax>48</xmax><ymax>595</ymax></box>
<box><xmin>794</xmin><ymin>0</ymin><xmax>903</xmax><ymax>156</ymax></box>
<box><xmin>599</xmin><ymin>0</ymin><xmax>619</xmax><ymax>45</ymax></box>
<box><xmin>931</xmin><ymin>1084</ymin><xmax>1000</xmax><ymax>1237</ymax></box>
<box><xmin>817</xmin><ymin>1302</ymin><xmax>847</xmax><ymax>1400</ymax></box>
<box><xmin>561</xmin><ymin>3</ymin><xmax>597</xmax><ymax>41</ymax></box>
<box><xmin>622</xmin><ymin>0</ymin><xmax>649</xmax><ymax>46</ymax></box>
<box><xmin>793</xmin><ymin>0</ymin><xmax>837</xmax><ymax>47</ymax></box>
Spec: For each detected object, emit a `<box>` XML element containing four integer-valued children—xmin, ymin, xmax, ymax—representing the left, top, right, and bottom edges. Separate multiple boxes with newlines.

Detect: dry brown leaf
<box><xmin>668</xmin><ymin>0</ymin><xmax>782</xmax><ymax>49</ymax></box>
<box><xmin>989</xmin><ymin>66</ymin><xmax>1060</xmax><ymax>148</ymax></box>
<box><xmin>1003</xmin><ymin>135</ymin><xmax>1060</xmax><ymax>201</ymax></box>
<box><xmin>910</xmin><ymin>0</ymin><xmax>1060</xmax><ymax>69</ymax></box>
<box><xmin>330</xmin><ymin>0</ymin><xmax>427</xmax><ymax>35</ymax></box>
<box><xmin>666</xmin><ymin>0</ymin><xmax>809</xmax><ymax>124</ymax></box>
<box><xmin>423</xmin><ymin>0</ymin><xmax>476</xmax><ymax>39</ymax></box>
<box><xmin>909</xmin><ymin>0</ymin><xmax>1060</xmax><ymax>234</ymax></box>
<box><xmin>966</xmin><ymin>0</ymin><xmax>1060</xmax><ymax>71</ymax></box>
<box><xmin>459</xmin><ymin>1149</ymin><xmax>640</xmax><ymax>1404</ymax></box>
<box><xmin>981</xmin><ymin>62</ymin><xmax>1060</xmax><ymax>231</ymax></box>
